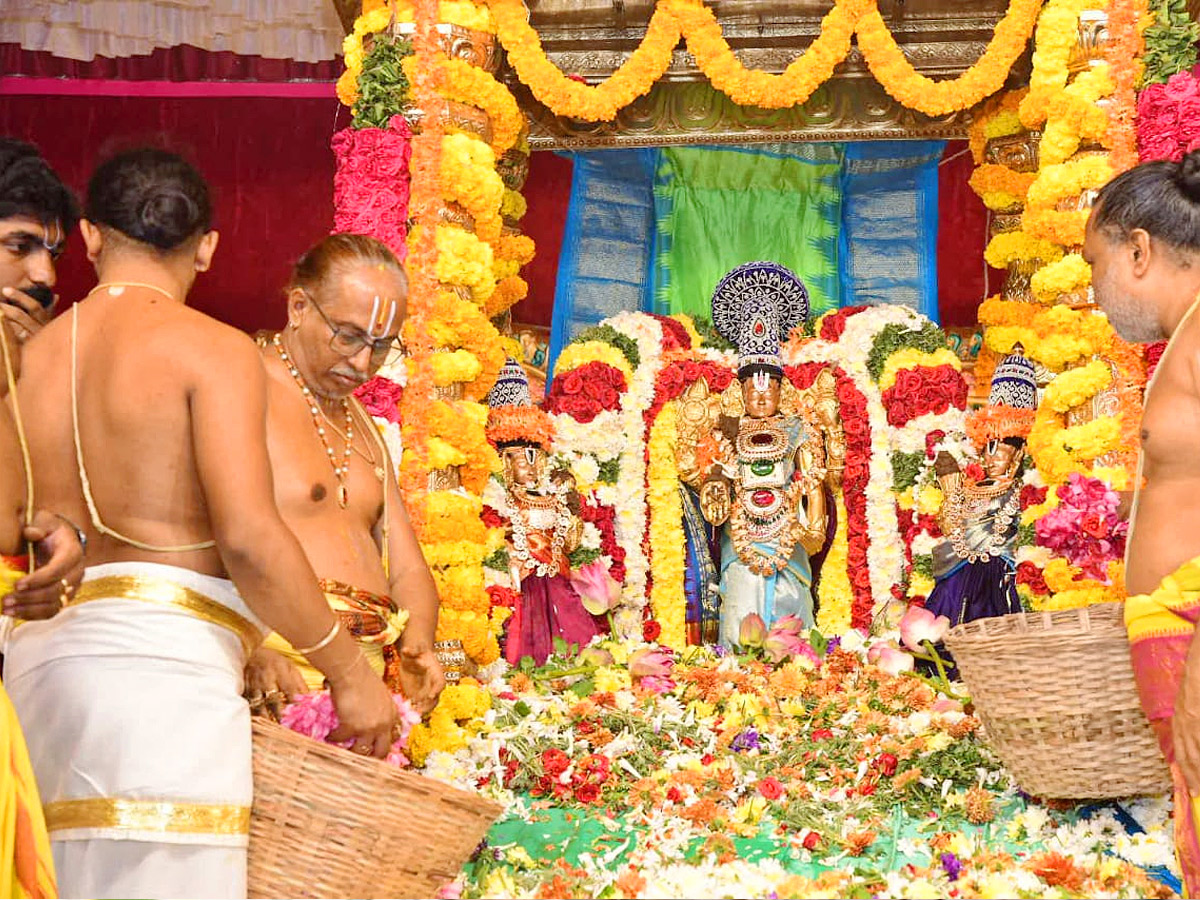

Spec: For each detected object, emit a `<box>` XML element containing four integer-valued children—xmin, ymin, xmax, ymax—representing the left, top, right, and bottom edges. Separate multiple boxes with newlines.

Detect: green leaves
<box><xmin>351</xmin><ymin>34</ymin><xmax>414</xmax><ymax>130</ymax></box>
<box><xmin>1141</xmin><ymin>0</ymin><xmax>1200</xmax><ymax>86</ymax></box>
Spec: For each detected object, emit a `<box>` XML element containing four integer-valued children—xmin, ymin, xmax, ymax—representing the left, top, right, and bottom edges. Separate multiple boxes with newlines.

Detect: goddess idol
<box><xmin>486</xmin><ymin>359</ymin><xmax>598</xmax><ymax>665</ymax></box>
<box><xmin>929</xmin><ymin>344</ymin><xmax>1038</xmax><ymax>627</ymax></box>
<box><xmin>697</xmin><ymin>262</ymin><xmax>832</xmax><ymax>646</ymax></box>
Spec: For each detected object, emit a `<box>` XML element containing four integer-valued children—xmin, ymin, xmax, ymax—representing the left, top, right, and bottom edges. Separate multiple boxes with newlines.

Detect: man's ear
<box><xmin>79</xmin><ymin>219</ymin><xmax>104</xmax><ymax>264</ymax></box>
<box><xmin>194</xmin><ymin>230</ymin><xmax>219</xmax><ymax>273</ymax></box>
<box><xmin>1130</xmin><ymin>228</ymin><xmax>1153</xmax><ymax>278</ymax></box>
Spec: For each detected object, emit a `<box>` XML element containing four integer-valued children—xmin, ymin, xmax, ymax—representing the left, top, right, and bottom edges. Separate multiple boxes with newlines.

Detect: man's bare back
<box><xmin>1126</xmin><ymin>305</ymin><xmax>1200</xmax><ymax>596</ymax></box>
<box><xmin>20</xmin><ymin>290</ymin><xmax>249</xmax><ymax>577</ymax></box>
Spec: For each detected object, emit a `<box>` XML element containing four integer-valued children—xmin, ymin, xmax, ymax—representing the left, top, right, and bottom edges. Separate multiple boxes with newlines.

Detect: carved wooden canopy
<box><xmin>331</xmin><ymin>0</ymin><xmax>1032</xmax><ymax>147</ymax></box>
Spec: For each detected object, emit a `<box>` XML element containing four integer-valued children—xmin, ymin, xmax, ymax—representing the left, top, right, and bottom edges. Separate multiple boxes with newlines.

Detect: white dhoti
<box><xmin>3</xmin><ymin>562</ymin><xmax>265</xmax><ymax>900</ymax></box>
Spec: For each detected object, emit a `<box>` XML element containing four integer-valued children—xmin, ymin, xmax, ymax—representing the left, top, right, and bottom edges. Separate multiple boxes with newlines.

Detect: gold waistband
<box><xmin>70</xmin><ymin>574</ymin><xmax>263</xmax><ymax>658</ymax></box>
<box><xmin>44</xmin><ymin>798</ymin><xmax>250</xmax><ymax>836</ymax></box>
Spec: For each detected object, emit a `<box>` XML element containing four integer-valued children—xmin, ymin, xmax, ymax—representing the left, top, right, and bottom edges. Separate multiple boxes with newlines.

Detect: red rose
<box><xmin>757</xmin><ymin>777</ymin><xmax>785</xmax><ymax>800</ymax></box>
<box><xmin>542</xmin><ymin>748</ymin><xmax>571</xmax><ymax>777</ymax></box>
<box><xmin>481</xmin><ymin>505</ymin><xmax>505</xmax><ymax>529</ymax></box>
<box><xmin>642</xmin><ymin>620</ymin><xmax>662</xmax><ymax>642</ymax></box>
<box><xmin>857</xmin><ymin>778</ymin><xmax>878</xmax><ymax>797</ymax></box>
<box><xmin>811</xmin><ymin>728</ymin><xmax>834</xmax><ymax>741</ymax></box>
<box><xmin>1080</xmin><ymin>513</ymin><xmax>1108</xmax><ymax>539</ymax></box>
<box><xmin>964</xmin><ymin>463</ymin><xmax>985</xmax><ymax>482</ymax></box>
<box><xmin>802</xmin><ymin>831</ymin><xmax>822</xmax><ymax>851</ymax></box>
<box><xmin>877</xmin><ymin>753</ymin><xmax>898</xmax><ymax>776</ymax></box>
<box><xmin>853</xmin><ymin>568</ymin><xmax>872</xmax><ymax>590</ymax></box>
<box><xmin>561</xmin><ymin>370</ymin><xmax>584</xmax><ymax>395</ymax></box>
<box><xmin>666</xmin><ymin>786</ymin><xmax>683</xmax><ymax>803</ymax></box>
<box><xmin>1020</xmin><ymin>484</ymin><xmax>1048</xmax><ymax>510</ymax></box>
<box><xmin>574</xmin><ymin>782</ymin><xmax>601</xmax><ymax>804</ymax></box>
<box><xmin>925</xmin><ymin>430</ymin><xmax>946</xmax><ymax>459</ymax></box>
<box><xmin>701</xmin><ymin>753</ymin><xmax>715</xmax><ymax>765</ymax></box>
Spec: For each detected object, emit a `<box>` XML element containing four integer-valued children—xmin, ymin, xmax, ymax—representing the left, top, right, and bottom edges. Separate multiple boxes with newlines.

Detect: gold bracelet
<box><xmin>324</xmin><ymin>648</ymin><xmax>368</xmax><ymax>685</ymax></box>
<box><xmin>295</xmin><ymin>620</ymin><xmax>340</xmax><ymax>656</ymax></box>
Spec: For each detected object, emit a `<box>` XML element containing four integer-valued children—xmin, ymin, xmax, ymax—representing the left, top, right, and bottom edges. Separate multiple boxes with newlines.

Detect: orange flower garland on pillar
<box><xmin>400</xmin><ymin>0</ymin><xmax>445</xmax><ymax>530</ymax></box>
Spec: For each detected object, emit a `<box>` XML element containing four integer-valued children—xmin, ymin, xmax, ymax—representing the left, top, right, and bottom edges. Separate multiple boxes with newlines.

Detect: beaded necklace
<box><xmin>273</xmin><ymin>333</ymin><xmax>354</xmax><ymax>508</ymax></box>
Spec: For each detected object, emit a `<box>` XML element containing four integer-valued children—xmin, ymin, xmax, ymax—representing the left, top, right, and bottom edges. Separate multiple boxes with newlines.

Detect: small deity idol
<box><xmin>928</xmin><ymin>344</ymin><xmax>1038</xmax><ymax>627</ymax></box>
<box><xmin>699</xmin><ymin>262</ymin><xmax>830</xmax><ymax>646</ymax></box>
<box><xmin>487</xmin><ymin>359</ymin><xmax>598</xmax><ymax>665</ymax></box>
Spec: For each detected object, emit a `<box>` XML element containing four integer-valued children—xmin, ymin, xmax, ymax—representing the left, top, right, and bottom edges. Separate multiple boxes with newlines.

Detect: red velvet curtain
<box><xmin>0</xmin><ymin>43</ymin><xmax>341</xmax><ymax>82</ymax></box>
<box><xmin>1</xmin><ymin>93</ymin><xmax>344</xmax><ymax>333</ymax></box>
<box><xmin>937</xmin><ymin>141</ymin><xmax>1003</xmax><ymax>328</ymax></box>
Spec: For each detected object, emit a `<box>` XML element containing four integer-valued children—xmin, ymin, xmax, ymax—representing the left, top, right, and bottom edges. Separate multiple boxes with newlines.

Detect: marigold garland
<box><xmin>815</xmin><ymin>492</ymin><xmax>853</xmax><ymax>634</ymax></box>
<box><xmin>429</xmin><ymin>223</ymin><xmax>497</xmax><ymax>302</ymax></box>
<box><xmin>489</xmin><ymin>0</ymin><xmax>680</xmax><ymax>122</ymax></box>
<box><xmin>554</xmin><ymin>341</ymin><xmax>636</xmax><ymax>385</ymax></box>
<box><xmin>1106</xmin><ymin>0</ymin><xmax>1150</xmax><ymax>173</ymax></box>
<box><xmin>423</xmin><ymin>289</ymin><xmax>505</xmax><ymax>401</ymax></box>
<box><xmin>1030</xmin><ymin>253</ymin><xmax>1091</xmax><ymax>303</ymax></box>
<box><xmin>364</xmin><ymin>0</ymin><xmax>496</xmax><ymax>32</ymax></box>
<box><xmin>1028</xmin><ymin>407</ymin><xmax>1123</xmax><ymax>482</ymax></box>
<box><xmin>484</xmin><ymin>275</ymin><xmax>529</xmax><ymax>318</ymax></box>
<box><xmin>968</xmin><ymin>164</ymin><xmax>1037</xmax><ymax>208</ymax></box>
<box><xmin>983</xmin><ymin>231</ymin><xmax>1065</xmax><ymax>269</ymax></box>
<box><xmin>487</xmin><ymin>0</ymin><xmax>1041</xmax><ymax>122</ymax></box>
<box><xmin>403</xmin><ymin>54</ymin><xmax>524</xmax><ymax>155</ymax></box>
<box><xmin>487</xmin><ymin>405</ymin><xmax>556</xmax><ymax>449</ymax></box>
<box><xmin>968</xmin><ymin>90</ymin><xmax>1027</xmax><ymax>164</ymax></box>
<box><xmin>1021</xmin><ymin>207</ymin><xmax>1089</xmax><ymax>247</ymax></box>
<box><xmin>1042</xmin><ymin>360</ymin><xmax>1112</xmax><ymax>413</ymax></box>
<box><xmin>439</xmin><ymin>132</ymin><xmax>504</xmax><ymax>241</ymax></box>
<box><xmin>853</xmin><ymin>0</ymin><xmax>1042</xmax><ymax>116</ymax></box>
<box><xmin>1019</xmin><ymin>0</ymin><xmax>1096</xmax><ymax>128</ymax></box>
<box><xmin>501</xmin><ymin>188</ymin><xmax>528</xmax><ymax>221</ymax></box>
<box><xmin>877</xmin><ymin>347</ymin><xmax>962</xmax><ymax>392</ymax></box>
<box><xmin>647</xmin><ymin>404</ymin><xmax>687</xmax><ymax>649</ymax></box>
<box><xmin>429</xmin><ymin>347</ymin><xmax>484</xmax><ymax>386</ymax></box>
<box><xmin>1025</xmin><ymin>155</ymin><xmax>1114</xmax><ymax>210</ymax></box>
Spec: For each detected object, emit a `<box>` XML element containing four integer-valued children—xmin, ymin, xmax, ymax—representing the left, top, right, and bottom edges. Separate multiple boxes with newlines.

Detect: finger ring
<box><xmin>265</xmin><ymin>689</ymin><xmax>286</xmax><ymax>703</ymax></box>
<box><xmin>353</xmin><ymin>744</ymin><xmax>371</xmax><ymax>755</ymax></box>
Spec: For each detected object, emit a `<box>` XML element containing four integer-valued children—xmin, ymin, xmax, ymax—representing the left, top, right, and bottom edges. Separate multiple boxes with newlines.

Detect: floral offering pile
<box><xmin>413</xmin><ymin>634</ymin><xmax>1176</xmax><ymax>899</ymax></box>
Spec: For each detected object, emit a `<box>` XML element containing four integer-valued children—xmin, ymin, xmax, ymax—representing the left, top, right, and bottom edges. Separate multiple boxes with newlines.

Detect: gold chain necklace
<box><xmin>273</xmin><ymin>333</ymin><xmax>354</xmax><ymax>508</ymax></box>
<box><xmin>86</xmin><ymin>281</ymin><xmax>177</xmax><ymax>303</ymax></box>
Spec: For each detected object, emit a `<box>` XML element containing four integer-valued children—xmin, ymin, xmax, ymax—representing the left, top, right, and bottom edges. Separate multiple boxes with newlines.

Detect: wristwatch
<box><xmin>53</xmin><ymin>513</ymin><xmax>88</xmax><ymax>554</ymax></box>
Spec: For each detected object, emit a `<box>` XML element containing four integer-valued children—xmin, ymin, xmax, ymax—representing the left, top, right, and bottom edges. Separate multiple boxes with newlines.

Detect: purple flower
<box><xmin>730</xmin><ymin>729</ymin><xmax>760</xmax><ymax>752</ymax></box>
<box><xmin>941</xmin><ymin>851</ymin><xmax>963</xmax><ymax>881</ymax></box>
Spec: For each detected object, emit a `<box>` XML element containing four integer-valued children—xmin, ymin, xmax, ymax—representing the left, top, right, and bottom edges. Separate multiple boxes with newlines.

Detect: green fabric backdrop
<box><xmin>652</xmin><ymin>144</ymin><xmax>843</xmax><ymax>320</ymax></box>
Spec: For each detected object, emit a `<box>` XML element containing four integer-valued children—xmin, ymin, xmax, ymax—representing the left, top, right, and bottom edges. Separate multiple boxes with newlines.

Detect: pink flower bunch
<box><xmin>1137</xmin><ymin>70</ymin><xmax>1200</xmax><ymax>162</ymax></box>
<box><xmin>354</xmin><ymin>375</ymin><xmax>404</xmax><ymax>423</ymax></box>
<box><xmin>280</xmin><ymin>691</ymin><xmax>421</xmax><ymax>768</ymax></box>
<box><xmin>1035</xmin><ymin>473</ymin><xmax>1128</xmax><ymax>580</ymax></box>
<box><xmin>331</xmin><ymin>115</ymin><xmax>413</xmax><ymax>261</ymax></box>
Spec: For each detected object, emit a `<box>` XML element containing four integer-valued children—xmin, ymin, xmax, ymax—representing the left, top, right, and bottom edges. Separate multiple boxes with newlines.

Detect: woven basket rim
<box><xmin>250</xmin><ymin>717</ymin><xmax>504</xmax><ymax>818</ymax></box>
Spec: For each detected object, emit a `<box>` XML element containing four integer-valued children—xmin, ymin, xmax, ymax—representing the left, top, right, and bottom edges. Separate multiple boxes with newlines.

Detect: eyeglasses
<box><xmin>304</xmin><ymin>291</ymin><xmax>403</xmax><ymax>365</ymax></box>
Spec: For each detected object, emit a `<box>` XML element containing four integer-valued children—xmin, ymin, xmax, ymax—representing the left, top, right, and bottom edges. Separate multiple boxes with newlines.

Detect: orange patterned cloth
<box><xmin>262</xmin><ymin>578</ymin><xmax>408</xmax><ymax>693</ymax></box>
<box><xmin>1126</xmin><ymin>556</ymin><xmax>1200</xmax><ymax>897</ymax></box>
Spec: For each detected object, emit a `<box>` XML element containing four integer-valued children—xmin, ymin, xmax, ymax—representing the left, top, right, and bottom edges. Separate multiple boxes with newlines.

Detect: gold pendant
<box><xmin>337</xmin><ymin>484</ymin><xmax>348</xmax><ymax>508</ymax></box>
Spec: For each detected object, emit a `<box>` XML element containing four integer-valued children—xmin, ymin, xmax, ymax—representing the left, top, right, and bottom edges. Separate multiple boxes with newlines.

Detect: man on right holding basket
<box><xmin>1084</xmin><ymin>149</ymin><xmax>1200</xmax><ymax>896</ymax></box>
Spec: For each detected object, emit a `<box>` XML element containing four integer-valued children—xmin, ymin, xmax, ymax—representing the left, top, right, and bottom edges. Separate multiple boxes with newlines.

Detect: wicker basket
<box><xmin>943</xmin><ymin>602</ymin><xmax>1171</xmax><ymax>799</ymax></box>
<box><xmin>248</xmin><ymin>718</ymin><xmax>503</xmax><ymax>899</ymax></box>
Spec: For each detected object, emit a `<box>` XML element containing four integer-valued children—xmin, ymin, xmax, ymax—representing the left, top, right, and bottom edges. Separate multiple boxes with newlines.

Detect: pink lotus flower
<box><xmin>867</xmin><ymin>642</ymin><xmax>915</xmax><ymax>676</ymax></box>
<box><xmin>570</xmin><ymin>560</ymin><xmax>621</xmax><ymax>615</ymax></box>
<box><xmin>762</xmin><ymin>628</ymin><xmax>821</xmax><ymax>666</ymax></box>
<box><xmin>578</xmin><ymin>645</ymin><xmax>615</xmax><ymax>668</ymax></box>
<box><xmin>899</xmin><ymin>605</ymin><xmax>950</xmax><ymax>652</ymax></box>
<box><xmin>771</xmin><ymin>614</ymin><xmax>808</xmax><ymax>636</ymax></box>
<box><xmin>763</xmin><ymin>628</ymin><xmax>806</xmax><ymax>663</ymax></box>
<box><xmin>628</xmin><ymin>648</ymin><xmax>674</xmax><ymax>678</ymax></box>
<box><xmin>738</xmin><ymin>613</ymin><xmax>767</xmax><ymax>648</ymax></box>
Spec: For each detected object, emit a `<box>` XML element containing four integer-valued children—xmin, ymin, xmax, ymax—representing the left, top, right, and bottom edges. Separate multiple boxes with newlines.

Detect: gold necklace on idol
<box><xmin>273</xmin><ymin>333</ymin><xmax>354</xmax><ymax>509</ymax></box>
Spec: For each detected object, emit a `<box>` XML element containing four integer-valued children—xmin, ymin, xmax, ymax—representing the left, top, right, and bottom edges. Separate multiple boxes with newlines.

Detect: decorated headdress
<box><xmin>711</xmin><ymin>261</ymin><xmax>810</xmax><ymax>382</ymax></box>
<box><xmin>965</xmin><ymin>343</ymin><xmax>1038</xmax><ymax>448</ymax></box>
<box><xmin>486</xmin><ymin>358</ymin><xmax>555</xmax><ymax>449</ymax></box>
